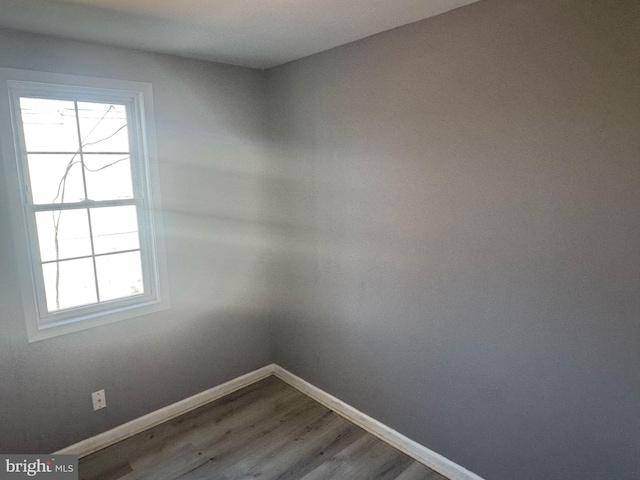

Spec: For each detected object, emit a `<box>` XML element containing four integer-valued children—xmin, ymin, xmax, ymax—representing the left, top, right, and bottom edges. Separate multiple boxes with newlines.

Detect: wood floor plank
<box><xmin>126</xmin><ymin>377</ymin><xmax>295</xmax><ymax>470</ymax></box>
<box><xmin>298</xmin><ymin>434</ymin><xmax>413</xmax><ymax>480</ymax></box>
<box><xmin>79</xmin><ymin>376</ymin><xmax>450</xmax><ymax>480</ymax></box>
<box><xmin>80</xmin><ymin>377</ymin><xmax>300</xmax><ymax>480</ymax></box>
<box><xmin>269</xmin><ymin>421</ymin><xmax>368</xmax><ymax>480</ymax></box>
<box><xmin>214</xmin><ymin>411</ymin><xmax>350</xmax><ymax>479</ymax></box>
<box><xmin>123</xmin><ymin>391</ymin><xmax>324</xmax><ymax>480</ymax></box>
<box><xmin>77</xmin><ymin>448</ymin><xmax>132</xmax><ymax>480</ymax></box>
<box><xmin>240</xmin><ymin>414</ymin><xmax>368</xmax><ymax>480</ymax></box>
<box><xmin>175</xmin><ymin>400</ymin><xmax>331</xmax><ymax>480</ymax></box>
<box><xmin>394</xmin><ymin>462</ymin><xmax>450</xmax><ymax>480</ymax></box>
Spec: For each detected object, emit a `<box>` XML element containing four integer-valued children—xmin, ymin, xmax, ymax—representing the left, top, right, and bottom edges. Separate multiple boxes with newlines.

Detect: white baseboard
<box><xmin>272</xmin><ymin>365</ymin><xmax>485</xmax><ymax>480</ymax></box>
<box><xmin>55</xmin><ymin>363</ymin><xmax>484</xmax><ymax>480</ymax></box>
<box><xmin>54</xmin><ymin>364</ymin><xmax>276</xmax><ymax>457</ymax></box>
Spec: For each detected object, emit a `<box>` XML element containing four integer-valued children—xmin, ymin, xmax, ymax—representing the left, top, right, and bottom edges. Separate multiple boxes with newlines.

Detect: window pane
<box><xmin>28</xmin><ymin>154</ymin><xmax>85</xmax><ymax>204</ymax></box>
<box><xmin>35</xmin><ymin>209</ymin><xmax>92</xmax><ymax>262</ymax></box>
<box><xmin>20</xmin><ymin>98</ymin><xmax>80</xmax><ymax>152</ymax></box>
<box><xmin>90</xmin><ymin>206</ymin><xmax>140</xmax><ymax>254</ymax></box>
<box><xmin>84</xmin><ymin>155</ymin><xmax>133</xmax><ymax>201</ymax></box>
<box><xmin>42</xmin><ymin>258</ymin><xmax>97</xmax><ymax>312</ymax></box>
<box><xmin>96</xmin><ymin>251</ymin><xmax>143</xmax><ymax>301</ymax></box>
<box><xmin>78</xmin><ymin>102</ymin><xmax>129</xmax><ymax>153</ymax></box>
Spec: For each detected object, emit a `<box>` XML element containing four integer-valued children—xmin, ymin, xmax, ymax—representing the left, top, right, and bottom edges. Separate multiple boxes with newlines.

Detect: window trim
<box><xmin>0</xmin><ymin>68</ymin><xmax>170</xmax><ymax>342</ymax></box>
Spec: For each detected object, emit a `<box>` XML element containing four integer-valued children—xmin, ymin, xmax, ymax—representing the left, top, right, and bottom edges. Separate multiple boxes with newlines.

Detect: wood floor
<box><xmin>79</xmin><ymin>376</ymin><xmax>448</xmax><ymax>480</ymax></box>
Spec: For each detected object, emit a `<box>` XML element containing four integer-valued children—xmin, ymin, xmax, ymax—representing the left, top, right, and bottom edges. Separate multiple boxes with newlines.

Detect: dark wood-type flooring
<box><xmin>79</xmin><ymin>376</ymin><xmax>448</xmax><ymax>480</ymax></box>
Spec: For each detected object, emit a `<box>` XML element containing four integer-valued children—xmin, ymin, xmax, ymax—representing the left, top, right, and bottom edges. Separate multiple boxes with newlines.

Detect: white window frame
<box><xmin>0</xmin><ymin>68</ymin><xmax>170</xmax><ymax>342</ymax></box>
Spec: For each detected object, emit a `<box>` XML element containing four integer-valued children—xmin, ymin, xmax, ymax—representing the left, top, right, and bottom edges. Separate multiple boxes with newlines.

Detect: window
<box><xmin>0</xmin><ymin>69</ymin><xmax>169</xmax><ymax>341</ymax></box>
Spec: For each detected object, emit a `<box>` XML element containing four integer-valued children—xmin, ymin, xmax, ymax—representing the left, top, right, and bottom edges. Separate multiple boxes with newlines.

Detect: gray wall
<box><xmin>267</xmin><ymin>1</ymin><xmax>640</xmax><ymax>479</ymax></box>
<box><xmin>0</xmin><ymin>28</ymin><xmax>274</xmax><ymax>453</ymax></box>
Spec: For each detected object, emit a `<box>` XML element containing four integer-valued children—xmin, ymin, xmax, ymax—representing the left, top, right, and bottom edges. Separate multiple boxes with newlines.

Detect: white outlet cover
<box><xmin>92</xmin><ymin>390</ymin><xmax>106</xmax><ymax>411</ymax></box>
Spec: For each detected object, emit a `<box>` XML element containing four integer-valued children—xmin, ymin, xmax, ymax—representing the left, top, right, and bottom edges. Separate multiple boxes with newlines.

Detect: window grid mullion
<box><xmin>41</xmin><ymin>248</ymin><xmax>142</xmax><ymax>265</ymax></box>
<box><xmin>29</xmin><ymin>198</ymin><xmax>140</xmax><ymax>212</ymax></box>
<box><xmin>72</xmin><ymin>101</ymin><xmax>101</xmax><ymax>303</ymax></box>
<box><xmin>26</xmin><ymin>151</ymin><xmax>129</xmax><ymax>155</ymax></box>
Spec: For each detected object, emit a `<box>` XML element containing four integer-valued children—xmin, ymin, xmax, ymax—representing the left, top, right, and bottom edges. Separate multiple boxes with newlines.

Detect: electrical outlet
<box><xmin>92</xmin><ymin>390</ymin><xmax>106</xmax><ymax>411</ymax></box>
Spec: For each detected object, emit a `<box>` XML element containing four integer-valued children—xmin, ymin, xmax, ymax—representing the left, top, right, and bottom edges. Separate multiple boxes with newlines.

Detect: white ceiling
<box><xmin>0</xmin><ymin>0</ymin><xmax>481</xmax><ymax>69</ymax></box>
